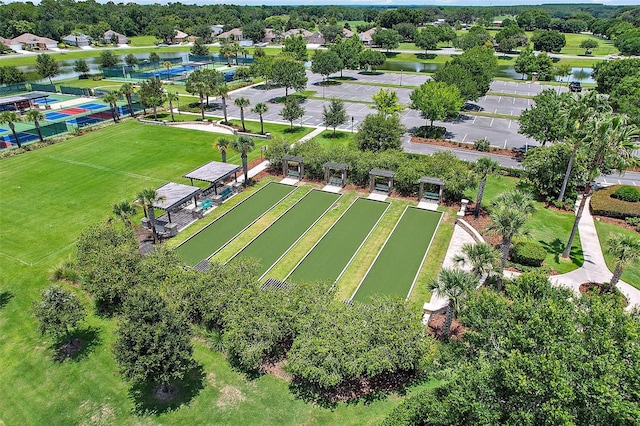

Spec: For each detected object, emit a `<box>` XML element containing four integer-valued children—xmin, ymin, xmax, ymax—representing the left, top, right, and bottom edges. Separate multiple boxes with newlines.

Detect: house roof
<box><xmin>104</xmin><ymin>30</ymin><xmax>126</xmax><ymax>39</ymax></box>
<box><xmin>342</xmin><ymin>29</ymin><xmax>354</xmax><ymax>38</ymax></box>
<box><xmin>358</xmin><ymin>28</ymin><xmax>377</xmax><ymax>42</ymax></box>
<box><xmin>218</xmin><ymin>28</ymin><xmax>243</xmax><ymax>39</ymax></box>
<box><xmin>62</xmin><ymin>33</ymin><xmax>91</xmax><ymax>42</ymax></box>
<box><xmin>284</xmin><ymin>29</ymin><xmax>312</xmax><ymax>38</ymax></box>
<box><xmin>175</xmin><ymin>30</ymin><xmax>188</xmax><ymax>39</ymax></box>
<box><xmin>11</xmin><ymin>33</ymin><xmax>57</xmax><ymax>45</ymax></box>
<box><xmin>0</xmin><ymin>36</ymin><xmax>11</xmax><ymax>45</ymax></box>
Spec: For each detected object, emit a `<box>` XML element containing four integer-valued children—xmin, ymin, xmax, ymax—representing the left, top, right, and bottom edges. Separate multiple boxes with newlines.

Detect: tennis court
<box><xmin>287</xmin><ymin>198</ymin><xmax>389</xmax><ymax>284</ymax></box>
<box><xmin>80</xmin><ymin>103</ymin><xmax>108</xmax><ymax>111</ymax></box>
<box><xmin>34</xmin><ymin>97</ymin><xmax>60</xmax><ymax>104</ymax></box>
<box><xmin>176</xmin><ymin>183</ymin><xmax>296</xmax><ymax>266</ymax></box>
<box><xmin>229</xmin><ymin>190</ymin><xmax>341</xmax><ymax>279</ymax></box>
<box><xmin>44</xmin><ymin>111</ymin><xmax>71</xmax><ymax>121</ymax></box>
<box><xmin>58</xmin><ymin>107</ymin><xmax>90</xmax><ymax>115</ymax></box>
<box><xmin>352</xmin><ymin>207</ymin><xmax>442</xmax><ymax>302</ymax></box>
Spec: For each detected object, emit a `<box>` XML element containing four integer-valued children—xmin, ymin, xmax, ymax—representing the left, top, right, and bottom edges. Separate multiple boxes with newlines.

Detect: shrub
<box><xmin>612</xmin><ymin>186</ymin><xmax>640</xmax><ymax>203</ymax></box>
<box><xmin>591</xmin><ymin>185</ymin><xmax>640</xmax><ymax>219</ymax></box>
<box><xmin>474</xmin><ymin>138</ymin><xmax>490</xmax><ymax>152</ymax></box>
<box><xmin>413</xmin><ymin>125</ymin><xmax>446</xmax><ymax>139</ymax></box>
<box><xmin>626</xmin><ymin>217</ymin><xmax>640</xmax><ymax>226</ymax></box>
<box><xmin>511</xmin><ymin>241</ymin><xmax>547</xmax><ymax>267</ymax></box>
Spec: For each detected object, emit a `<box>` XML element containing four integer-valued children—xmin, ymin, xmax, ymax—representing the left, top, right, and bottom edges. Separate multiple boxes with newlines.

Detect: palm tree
<box><xmin>606</xmin><ymin>234</ymin><xmax>640</xmax><ymax>291</ymax></box>
<box><xmin>234</xmin><ymin>97</ymin><xmax>250</xmax><ymax>131</ymax></box>
<box><xmin>453</xmin><ymin>242</ymin><xmax>502</xmax><ymax>280</ymax></box>
<box><xmin>193</xmin><ymin>80</ymin><xmax>208</xmax><ymax>120</ymax></box>
<box><xmin>102</xmin><ymin>91</ymin><xmax>120</xmax><ymax>123</ymax></box>
<box><xmin>112</xmin><ymin>200</ymin><xmax>138</xmax><ymax>228</ymax></box>
<box><xmin>136</xmin><ymin>189</ymin><xmax>165</xmax><ymax>244</ymax></box>
<box><xmin>0</xmin><ymin>111</ymin><xmax>22</xmax><ymax>148</ymax></box>
<box><xmin>231</xmin><ymin>136</ymin><xmax>255</xmax><ymax>185</ymax></box>
<box><xmin>252</xmin><ymin>103</ymin><xmax>268</xmax><ymax>134</ymax></box>
<box><xmin>473</xmin><ymin>157</ymin><xmax>501</xmax><ymax>218</ymax></box>
<box><xmin>214</xmin><ymin>137</ymin><xmax>231</xmax><ymax>163</ymax></box>
<box><xmin>165</xmin><ymin>91</ymin><xmax>179</xmax><ymax>122</ymax></box>
<box><xmin>24</xmin><ymin>109</ymin><xmax>45</xmax><ymax>143</ymax></box>
<box><xmin>493</xmin><ymin>189</ymin><xmax>536</xmax><ymax>215</ymax></box>
<box><xmin>215</xmin><ymin>83</ymin><xmax>230</xmax><ymax>124</ymax></box>
<box><xmin>119</xmin><ymin>83</ymin><xmax>136</xmax><ymax>118</ymax></box>
<box><xmin>562</xmin><ymin>115</ymin><xmax>639</xmax><ymax>259</ymax></box>
<box><xmin>488</xmin><ymin>205</ymin><xmax>530</xmax><ymax>273</ymax></box>
<box><xmin>427</xmin><ymin>268</ymin><xmax>477</xmax><ymax>340</ymax></box>
<box><xmin>219</xmin><ymin>40</ymin><xmax>234</xmax><ymax>66</ymax></box>
<box><xmin>163</xmin><ymin>61</ymin><xmax>172</xmax><ymax>80</ymax></box>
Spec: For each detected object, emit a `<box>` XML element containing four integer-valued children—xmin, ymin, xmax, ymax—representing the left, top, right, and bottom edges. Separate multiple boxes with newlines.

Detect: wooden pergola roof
<box><xmin>420</xmin><ymin>176</ymin><xmax>445</xmax><ymax>186</ymax></box>
<box><xmin>369</xmin><ymin>168</ymin><xmax>395</xmax><ymax>178</ymax></box>
<box><xmin>324</xmin><ymin>162</ymin><xmax>348</xmax><ymax>170</ymax></box>
<box><xmin>182</xmin><ymin>161</ymin><xmax>241</xmax><ymax>184</ymax></box>
<box><xmin>152</xmin><ymin>182</ymin><xmax>201</xmax><ymax>211</ymax></box>
<box><xmin>283</xmin><ymin>155</ymin><xmax>303</xmax><ymax>163</ymax></box>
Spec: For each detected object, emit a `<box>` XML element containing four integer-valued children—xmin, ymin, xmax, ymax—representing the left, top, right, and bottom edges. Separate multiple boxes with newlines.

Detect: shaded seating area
<box><xmin>0</xmin><ymin>91</ymin><xmax>52</xmax><ymax>112</ymax></box>
<box><xmin>183</xmin><ymin>161</ymin><xmax>242</xmax><ymax>206</ymax></box>
<box><xmin>282</xmin><ymin>155</ymin><xmax>304</xmax><ymax>180</ymax></box>
<box><xmin>324</xmin><ymin>162</ymin><xmax>348</xmax><ymax>187</ymax></box>
<box><xmin>146</xmin><ymin>182</ymin><xmax>202</xmax><ymax>236</ymax></box>
<box><xmin>419</xmin><ymin>176</ymin><xmax>445</xmax><ymax>203</ymax></box>
<box><xmin>369</xmin><ymin>169</ymin><xmax>395</xmax><ymax>194</ymax></box>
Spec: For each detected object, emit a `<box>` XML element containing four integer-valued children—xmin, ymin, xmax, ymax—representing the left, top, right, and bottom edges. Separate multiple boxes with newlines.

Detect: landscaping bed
<box><xmin>411</xmin><ymin>136</ymin><xmax>524</xmax><ymax>159</ymax></box>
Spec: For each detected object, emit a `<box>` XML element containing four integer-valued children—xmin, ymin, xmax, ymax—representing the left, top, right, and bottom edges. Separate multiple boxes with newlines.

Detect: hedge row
<box><xmin>591</xmin><ymin>185</ymin><xmax>640</xmax><ymax>219</ymax></box>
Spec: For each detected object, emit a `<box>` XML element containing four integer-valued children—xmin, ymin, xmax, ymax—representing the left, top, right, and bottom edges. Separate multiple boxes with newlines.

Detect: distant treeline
<box><xmin>0</xmin><ymin>1</ymin><xmax>638</xmax><ymax>41</ymax></box>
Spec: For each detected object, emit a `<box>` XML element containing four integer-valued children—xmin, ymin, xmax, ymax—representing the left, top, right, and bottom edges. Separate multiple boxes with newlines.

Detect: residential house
<box><xmin>308</xmin><ymin>32</ymin><xmax>325</xmax><ymax>45</ymax></box>
<box><xmin>10</xmin><ymin>33</ymin><xmax>58</xmax><ymax>51</ymax></box>
<box><xmin>262</xmin><ymin>28</ymin><xmax>281</xmax><ymax>44</ymax></box>
<box><xmin>283</xmin><ymin>29</ymin><xmax>313</xmax><ymax>42</ymax></box>
<box><xmin>358</xmin><ymin>28</ymin><xmax>377</xmax><ymax>45</ymax></box>
<box><xmin>210</xmin><ymin>25</ymin><xmax>225</xmax><ymax>38</ymax></box>
<box><xmin>103</xmin><ymin>30</ymin><xmax>128</xmax><ymax>45</ymax></box>
<box><xmin>0</xmin><ymin>36</ymin><xmax>12</xmax><ymax>47</ymax></box>
<box><xmin>62</xmin><ymin>33</ymin><xmax>92</xmax><ymax>47</ymax></box>
<box><xmin>342</xmin><ymin>28</ymin><xmax>354</xmax><ymax>38</ymax></box>
<box><xmin>217</xmin><ymin>28</ymin><xmax>244</xmax><ymax>42</ymax></box>
<box><xmin>173</xmin><ymin>30</ymin><xmax>189</xmax><ymax>44</ymax></box>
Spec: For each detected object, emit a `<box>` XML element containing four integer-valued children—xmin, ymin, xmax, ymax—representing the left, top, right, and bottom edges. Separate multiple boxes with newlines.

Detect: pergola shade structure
<box><xmin>419</xmin><ymin>176</ymin><xmax>445</xmax><ymax>203</ymax></box>
<box><xmin>183</xmin><ymin>161</ymin><xmax>241</xmax><ymax>195</ymax></box>
<box><xmin>282</xmin><ymin>155</ymin><xmax>304</xmax><ymax>180</ymax></box>
<box><xmin>152</xmin><ymin>182</ymin><xmax>202</xmax><ymax>223</ymax></box>
<box><xmin>323</xmin><ymin>162</ymin><xmax>348</xmax><ymax>187</ymax></box>
<box><xmin>369</xmin><ymin>168</ymin><xmax>395</xmax><ymax>194</ymax></box>
<box><xmin>0</xmin><ymin>92</ymin><xmax>51</xmax><ymax>112</ymax></box>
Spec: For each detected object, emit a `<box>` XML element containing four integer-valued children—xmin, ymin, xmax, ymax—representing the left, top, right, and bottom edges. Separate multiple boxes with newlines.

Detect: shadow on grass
<box><xmin>130</xmin><ymin>364</ymin><xmax>205</xmax><ymax>416</ymax></box>
<box><xmin>314</xmin><ymin>80</ymin><xmax>341</xmax><ymax>87</ymax></box>
<box><xmin>416</xmin><ymin>53</ymin><xmax>437</xmax><ymax>60</ymax></box>
<box><xmin>384</xmin><ymin>52</ymin><xmax>399</xmax><ymax>59</ymax></box>
<box><xmin>283</xmin><ymin>126</ymin><xmax>307</xmax><ymax>134</ymax></box>
<box><xmin>321</xmin><ymin>131</ymin><xmax>351</xmax><ymax>140</ymax></box>
<box><xmin>0</xmin><ymin>291</ymin><xmax>13</xmax><ymax>309</ymax></box>
<box><xmin>540</xmin><ymin>238</ymin><xmax>584</xmax><ymax>268</ymax></box>
<box><xmin>52</xmin><ymin>326</ymin><xmax>102</xmax><ymax>362</ymax></box>
<box><xmin>358</xmin><ymin>71</ymin><xmax>384</xmax><ymax>76</ymax></box>
<box><xmin>330</xmin><ymin>76</ymin><xmax>357</xmax><ymax>81</ymax></box>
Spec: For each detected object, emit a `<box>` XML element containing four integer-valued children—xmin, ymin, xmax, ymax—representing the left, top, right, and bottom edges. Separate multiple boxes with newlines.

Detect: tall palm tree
<box><xmin>427</xmin><ymin>268</ymin><xmax>477</xmax><ymax>340</ymax></box>
<box><xmin>215</xmin><ymin>83</ymin><xmax>230</xmax><ymax>124</ymax></box>
<box><xmin>163</xmin><ymin>61</ymin><xmax>172</xmax><ymax>80</ymax></box>
<box><xmin>0</xmin><ymin>111</ymin><xmax>22</xmax><ymax>148</ymax></box>
<box><xmin>136</xmin><ymin>189</ymin><xmax>165</xmax><ymax>244</ymax></box>
<box><xmin>488</xmin><ymin>203</ymin><xmax>531</xmax><ymax>273</ymax></box>
<box><xmin>165</xmin><ymin>91</ymin><xmax>179</xmax><ymax>122</ymax></box>
<box><xmin>112</xmin><ymin>200</ymin><xmax>138</xmax><ymax>228</ymax></box>
<box><xmin>252</xmin><ymin>102</ymin><xmax>268</xmax><ymax>134</ymax></box>
<box><xmin>214</xmin><ymin>137</ymin><xmax>231</xmax><ymax>163</ymax></box>
<box><xmin>102</xmin><ymin>91</ymin><xmax>120</xmax><ymax>123</ymax></box>
<box><xmin>606</xmin><ymin>234</ymin><xmax>640</xmax><ymax>291</ymax></box>
<box><xmin>234</xmin><ymin>97</ymin><xmax>250</xmax><ymax>131</ymax></box>
<box><xmin>493</xmin><ymin>189</ymin><xmax>536</xmax><ymax>215</ymax></box>
<box><xmin>24</xmin><ymin>109</ymin><xmax>45</xmax><ymax>143</ymax></box>
<box><xmin>453</xmin><ymin>242</ymin><xmax>502</xmax><ymax>280</ymax></box>
<box><xmin>473</xmin><ymin>157</ymin><xmax>501</xmax><ymax>218</ymax></box>
<box><xmin>119</xmin><ymin>82</ymin><xmax>136</xmax><ymax>118</ymax></box>
<box><xmin>231</xmin><ymin>136</ymin><xmax>255</xmax><ymax>185</ymax></box>
<box><xmin>219</xmin><ymin>40</ymin><xmax>234</xmax><ymax>66</ymax></box>
<box><xmin>562</xmin><ymin>115</ymin><xmax>639</xmax><ymax>259</ymax></box>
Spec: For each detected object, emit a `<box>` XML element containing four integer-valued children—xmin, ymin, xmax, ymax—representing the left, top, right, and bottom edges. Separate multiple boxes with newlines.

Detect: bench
<box><xmin>329</xmin><ymin>177</ymin><xmax>343</xmax><ymax>187</ymax></box>
<box><xmin>374</xmin><ymin>183</ymin><xmax>390</xmax><ymax>193</ymax></box>
<box><xmin>219</xmin><ymin>186</ymin><xmax>233</xmax><ymax>200</ymax></box>
<box><xmin>288</xmin><ymin>170</ymin><xmax>300</xmax><ymax>178</ymax></box>
<box><xmin>199</xmin><ymin>199</ymin><xmax>213</xmax><ymax>210</ymax></box>
<box><xmin>423</xmin><ymin>191</ymin><xmax>440</xmax><ymax>201</ymax></box>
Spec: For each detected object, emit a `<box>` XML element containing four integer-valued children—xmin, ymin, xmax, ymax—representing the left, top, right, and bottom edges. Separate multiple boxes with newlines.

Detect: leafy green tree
<box><xmin>322</xmin><ymin>98</ymin><xmax>347</xmax><ymax>135</ymax></box>
<box><xmin>554</xmin><ymin>63</ymin><xmax>573</xmax><ymax>84</ymax></box>
<box><xmin>33</xmin><ymin>286</ymin><xmax>85</xmax><ymax>346</ymax></box>
<box><xmin>427</xmin><ymin>268</ymin><xmax>477</xmax><ymax>339</ymax></box>
<box><xmin>214</xmin><ymin>137</ymin><xmax>231</xmax><ymax>163</ymax></box>
<box><xmin>434</xmin><ymin>46</ymin><xmax>496</xmax><ymax>101</ymax></box>
<box><xmin>112</xmin><ymin>200</ymin><xmax>138</xmax><ymax>228</ymax></box>
<box><xmin>454</xmin><ymin>242</ymin><xmax>502</xmax><ymax>279</ymax></box>
<box><xmin>219</xmin><ymin>39</ymin><xmax>235</xmax><ymax>66</ymax></box>
<box><xmin>563</xmin><ymin>115</ymin><xmax>639</xmax><ymax>258</ymax></box>
<box><xmin>454</xmin><ymin>25</ymin><xmax>492</xmax><ymax>50</ymax></box>
<box><xmin>102</xmin><ymin>91</ymin><xmax>120</xmax><ymax>123</ymax></box>
<box><xmin>0</xmin><ymin>111</ymin><xmax>22</xmax><ymax>148</ymax></box>
<box><xmin>119</xmin><ymin>83</ymin><xmax>136</xmax><ymax>118</ymax></box>
<box><xmin>532</xmin><ymin>29</ymin><xmax>566</xmax><ymax>53</ymax></box>
<box><xmin>98</xmin><ymin>50</ymin><xmax>119</xmax><ymax>68</ymax></box>
<box><xmin>615</xmin><ymin>28</ymin><xmax>640</xmax><ymax>56</ymax></box>
<box><xmin>372</xmin><ymin>28</ymin><xmax>402</xmax><ymax>52</ymax></box>
<box><xmin>185</xmin><ymin>69</ymin><xmax>209</xmax><ymax>120</ymax></box>
<box><xmin>579</xmin><ymin>38</ymin><xmax>598</xmax><ymax>55</ymax></box>
<box><xmin>282</xmin><ymin>35</ymin><xmax>308</xmax><ymax>61</ymax></box>
<box><xmin>358</xmin><ymin>49</ymin><xmax>386</xmax><ymax>72</ymax></box>
<box><xmin>280</xmin><ymin>97</ymin><xmax>305</xmax><ymax>129</ymax></box>
<box><xmin>113</xmin><ymin>289</ymin><xmax>194</xmax><ymax>394</ymax></box>
<box><xmin>241</xmin><ymin>21</ymin><xmax>266</xmax><ymax>44</ymax></box>
<box><xmin>234</xmin><ymin>67</ymin><xmax>251</xmax><ymax>82</ymax></box>
<box><xmin>270</xmin><ymin>56</ymin><xmax>307</xmax><ymax>97</ymax></box>
<box><xmin>162</xmin><ymin>61</ymin><xmax>172</xmax><ymax>80</ymax></box>
<box><xmin>35</xmin><ymin>53</ymin><xmax>59</xmax><ymax>84</ymax></box>
<box><xmin>234</xmin><ymin>96</ymin><xmax>250</xmax><ymax>132</ymax></box>
<box><xmin>611</xmin><ymin>75</ymin><xmax>640</xmax><ymax>127</ymax></box>
<box><xmin>24</xmin><ymin>109</ymin><xmax>44</xmax><ymax>143</ymax></box>
<box><xmin>372</xmin><ymin>88</ymin><xmax>403</xmax><ymax>117</ymax></box>
<box><xmin>311</xmin><ymin>50</ymin><xmax>343</xmax><ymax>81</ymax></box>
<box><xmin>473</xmin><ymin>157</ymin><xmax>501</xmax><ymax>218</ymax></box>
<box><xmin>190</xmin><ymin>37</ymin><xmax>209</xmax><ymax>56</ymax></box>
<box><xmin>393</xmin><ymin>22</ymin><xmax>416</xmax><ymax>42</ymax></box>
<box><xmin>73</xmin><ymin>59</ymin><xmax>89</xmax><ymax>78</ymax></box>
<box><xmin>495</xmin><ymin>23</ymin><xmax>528</xmax><ymax>50</ymax></box>
<box><xmin>356</xmin><ymin>112</ymin><xmax>405</xmax><ymax>152</ymax></box>
<box><xmin>231</xmin><ymin>136</ymin><xmax>255</xmax><ymax>185</ymax></box>
<box><xmin>414</xmin><ymin>26</ymin><xmax>441</xmax><ymax>53</ymax></box>
<box><xmin>330</xmin><ymin>35</ymin><xmax>364</xmax><ymax>77</ymax></box>
<box><xmin>251</xmin><ymin>103</ymin><xmax>268</xmax><ymax>135</ymax></box>
<box><xmin>0</xmin><ymin>66</ymin><xmax>26</xmax><ymax>85</ymax></box>
<box><xmin>593</xmin><ymin>58</ymin><xmax>640</xmax><ymax>95</ymax></box>
<box><xmin>606</xmin><ymin>234</ymin><xmax>640</xmax><ymax>290</ymax></box>
<box><xmin>124</xmin><ymin>53</ymin><xmax>138</xmax><ymax>67</ymax></box>
<box><xmin>514</xmin><ymin>47</ymin><xmax>537</xmax><ymax>80</ymax></box>
<box><xmin>148</xmin><ymin>52</ymin><xmax>160</xmax><ymax>63</ymax></box>
<box><xmin>319</xmin><ymin>23</ymin><xmax>343</xmax><ymax>44</ymax></box>
<box><xmin>518</xmin><ymin>89</ymin><xmax>567</xmax><ymax>146</ymax></box>
<box><xmin>533</xmin><ymin>52</ymin><xmax>555</xmax><ymax>81</ymax></box>
<box><xmin>139</xmin><ymin>78</ymin><xmax>165</xmax><ymax>120</ymax></box>
<box><xmin>409</xmin><ymin>80</ymin><xmax>463</xmax><ymax>128</ymax></box>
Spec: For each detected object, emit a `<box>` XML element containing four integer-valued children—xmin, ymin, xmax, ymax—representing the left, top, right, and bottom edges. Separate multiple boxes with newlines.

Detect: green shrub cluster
<box><xmin>474</xmin><ymin>138</ymin><xmax>490</xmax><ymax>152</ymax></box>
<box><xmin>413</xmin><ymin>125</ymin><xmax>446</xmax><ymax>139</ymax></box>
<box><xmin>511</xmin><ymin>241</ymin><xmax>547</xmax><ymax>267</ymax></box>
<box><xmin>591</xmin><ymin>185</ymin><xmax>640</xmax><ymax>219</ymax></box>
<box><xmin>626</xmin><ymin>217</ymin><xmax>640</xmax><ymax>226</ymax></box>
<box><xmin>612</xmin><ymin>186</ymin><xmax>640</xmax><ymax>203</ymax></box>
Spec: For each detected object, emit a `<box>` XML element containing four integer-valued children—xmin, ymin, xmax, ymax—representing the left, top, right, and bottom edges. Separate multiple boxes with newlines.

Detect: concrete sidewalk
<box><xmin>551</xmin><ymin>196</ymin><xmax>640</xmax><ymax>310</ymax></box>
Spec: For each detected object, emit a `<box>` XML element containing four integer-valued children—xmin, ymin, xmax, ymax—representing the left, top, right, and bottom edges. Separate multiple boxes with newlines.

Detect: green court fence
<box><xmin>0</xmin><ymin>83</ymin><xmax>28</xmax><ymax>95</ymax></box>
<box><xmin>60</xmin><ymin>86</ymin><xmax>89</xmax><ymax>97</ymax></box>
<box><xmin>30</xmin><ymin>83</ymin><xmax>57</xmax><ymax>93</ymax></box>
<box><xmin>25</xmin><ymin>121</ymin><xmax>69</xmax><ymax>138</ymax></box>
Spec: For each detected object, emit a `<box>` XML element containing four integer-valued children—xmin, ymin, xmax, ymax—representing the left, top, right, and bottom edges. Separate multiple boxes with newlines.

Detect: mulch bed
<box><xmin>54</xmin><ymin>338</ymin><xmax>83</xmax><ymax>361</ymax></box>
<box><xmin>593</xmin><ymin>215</ymin><xmax>639</xmax><ymax>233</ymax></box>
<box><xmin>427</xmin><ymin>313</ymin><xmax>467</xmax><ymax>340</ymax></box>
<box><xmin>579</xmin><ymin>282</ymin><xmax>629</xmax><ymax>307</ymax></box>
<box><xmin>411</xmin><ymin>136</ymin><xmax>524</xmax><ymax>159</ymax></box>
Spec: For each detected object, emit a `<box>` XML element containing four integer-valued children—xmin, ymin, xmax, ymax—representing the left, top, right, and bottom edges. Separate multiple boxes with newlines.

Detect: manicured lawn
<box><xmin>224</xmin><ymin>119</ymin><xmax>315</xmax><ymax>144</ymax></box>
<box><xmin>353</xmin><ymin>207</ymin><xmax>442</xmax><ymax>302</ymax></box>
<box><xmin>314</xmin><ymin>130</ymin><xmax>357</xmax><ymax>148</ymax></box>
<box><xmin>594</xmin><ymin>221</ymin><xmax>640</xmax><ymax>290</ymax></box>
<box><xmin>230</xmin><ymin>189</ymin><xmax>341</xmax><ymax>278</ymax></box>
<box><xmin>176</xmin><ymin>183</ymin><xmax>296</xmax><ymax>266</ymax></box>
<box><xmin>128</xmin><ymin>35</ymin><xmax>158</xmax><ymax>46</ymax></box>
<box><xmin>288</xmin><ymin>198</ymin><xmax>389</xmax><ymax>284</ymax></box>
<box><xmin>559</xmin><ymin>33</ymin><xmax>619</xmax><ymax>57</ymax></box>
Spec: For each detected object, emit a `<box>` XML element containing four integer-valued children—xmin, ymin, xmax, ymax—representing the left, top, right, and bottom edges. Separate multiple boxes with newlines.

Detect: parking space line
<box><xmin>489</xmin><ymin>118</ymin><xmax>494</xmax><ymax>127</ymax></box>
<box><xmin>512</xmin><ymin>97</ymin><xmax>516</xmax><ymax>104</ymax></box>
<box><xmin>504</xmin><ymin>139</ymin><xmax>508</xmax><ymax>149</ymax></box>
<box><xmin>472</xmin><ymin>116</ymin><xmax>477</xmax><ymax>124</ymax></box>
<box><xmin>462</xmin><ymin>133</ymin><xmax>467</xmax><ymax>142</ymax></box>
<box><xmin>508</xmin><ymin>120</ymin><xmax>512</xmax><ymax>129</ymax></box>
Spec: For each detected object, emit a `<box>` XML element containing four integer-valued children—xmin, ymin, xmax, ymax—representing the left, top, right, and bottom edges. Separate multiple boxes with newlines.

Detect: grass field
<box><xmin>176</xmin><ymin>183</ymin><xmax>296</xmax><ymax>266</ymax></box>
<box><xmin>353</xmin><ymin>207</ymin><xmax>442</xmax><ymax>302</ymax></box>
<box><xmin>229</xmin><ymin>189</ymin><xmax>341</xmax><ymax>279</ymax></box>
<box><xmin>594</xmin><ymin>221</ymin><xmax>640</xmax><ymax>290</ymax></box>
<box><xmin>128</xmin><ymin>36</ymin><xmax>158</xmax><ymax>47</ymax></box>
<box><xmin>288</xmin><ymin>198</ymin><xmax>389</xmax><ymax>284</ymax></box>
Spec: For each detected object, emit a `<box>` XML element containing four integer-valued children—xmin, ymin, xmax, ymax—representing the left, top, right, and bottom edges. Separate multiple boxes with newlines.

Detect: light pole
<box><xmin>176</xmin><ymin>91</ymin><xmax>180</xmax><ymax>115</ymax></box>
<box><xmin>322</xmin><ymin>77</ymin><xmax>325</xmax><ymax>99</ymax></box>
<box><xmin>351</xmin><ymin>116</ymin><xmax>354</xmax><ymax>133</ymax></box>
<box><xmin>400</xmin><ymin>69</ymin><xmax>403</xmax><ymax>87</ymax></box>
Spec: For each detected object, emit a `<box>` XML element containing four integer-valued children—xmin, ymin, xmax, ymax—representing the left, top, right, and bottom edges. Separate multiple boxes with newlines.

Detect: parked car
<box><xmin>569</xmin><ymin>81</ymin><xmax>582</xmax><ymax>93</ymax></box>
